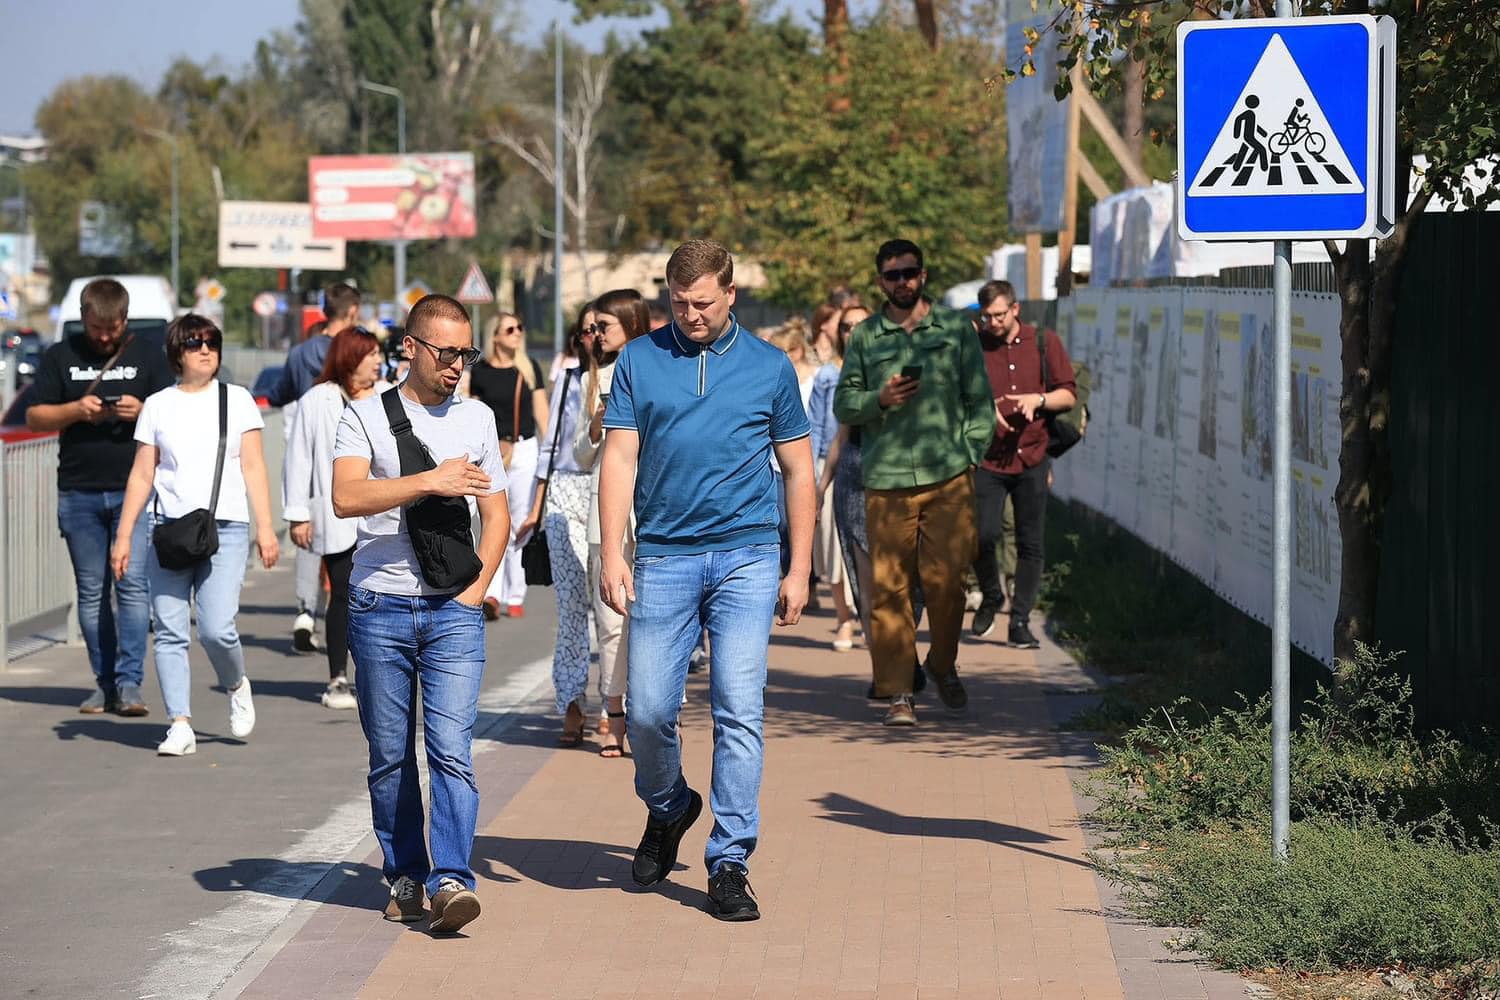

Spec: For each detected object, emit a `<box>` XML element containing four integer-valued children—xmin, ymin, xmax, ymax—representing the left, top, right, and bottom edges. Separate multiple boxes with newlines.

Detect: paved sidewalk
<box><xmin>232</xmin><ymin>601</ymin><xmax>1254</xmax><ymax>1000</ymax></box>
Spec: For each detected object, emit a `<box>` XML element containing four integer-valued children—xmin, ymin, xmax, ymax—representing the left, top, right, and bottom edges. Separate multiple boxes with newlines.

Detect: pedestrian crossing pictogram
<box><xmin>1186</xmin><ymin>34</ymin><xmax>1363</xmax><ymax>198</ymax></box>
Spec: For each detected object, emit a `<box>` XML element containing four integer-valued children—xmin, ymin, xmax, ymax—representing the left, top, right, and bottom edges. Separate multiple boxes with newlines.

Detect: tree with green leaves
<box><xmin>1017</xmin><ymin>0</ymin><xmax>1500</xmax><ymax>660</ymax></box>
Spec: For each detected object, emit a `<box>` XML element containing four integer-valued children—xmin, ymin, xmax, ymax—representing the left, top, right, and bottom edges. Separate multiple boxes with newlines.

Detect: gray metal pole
<box><xmin>394</xmin><ymin>90</ymin><xmax>407</xmax><ymax>303</ymax></box>
<box><xmin>553</xmin><ymin>20</ymin><xmax>565</xmax><ymax>356</ymax></box>
<box><xmin>1271</xmin><ymin>0</ymin><xmax>1296</xmax><ymax>863</ymax></box>
<box><xmin>169</xmin><ymin>137</ymin><xmax>180</xmax><ymax>306</ymax></box>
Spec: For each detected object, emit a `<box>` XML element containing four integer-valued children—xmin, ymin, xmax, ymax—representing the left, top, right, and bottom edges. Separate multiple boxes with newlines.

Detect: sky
<box><xmin>2</xmin><ymin>0</ymin><xmax>824</xmax><ymax>135</ymax></box>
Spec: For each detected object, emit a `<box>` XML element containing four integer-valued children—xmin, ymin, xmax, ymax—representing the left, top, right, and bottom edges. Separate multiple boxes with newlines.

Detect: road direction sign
<box><xmin>218</xmin><ymin>201</ymin><xmax>347</xmax><ymax>270</ymax></box>
<box><xmin>455</xmin><ymin>262</ymin><xmax>493</xmax><ymax>304</ymax></box>
<box><xmin>252</xmin><ymin>291</ymin><xmax>279</xmax><ymax>318</ymax></box>
<box><xmin>1177</xmin><ymin>15</ymin><xmax>1395</xmax><ymax>241</ymax></box>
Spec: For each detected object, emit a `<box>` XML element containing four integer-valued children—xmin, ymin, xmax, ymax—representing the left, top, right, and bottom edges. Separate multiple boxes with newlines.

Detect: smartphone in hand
<box><xmin>99</xmin><ymin>394</ymin><xmax>122</xmax><ymax>408</ymax></box>
<box><xmin>900</xmin><ymin>365</ymin><xmax>923</xmax><ymax>382</ymax></box>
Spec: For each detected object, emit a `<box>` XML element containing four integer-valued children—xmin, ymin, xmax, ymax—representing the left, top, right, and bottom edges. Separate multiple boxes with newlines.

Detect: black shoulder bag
<box><xmin>1038</xmin><ymin>329</ymin><xmax>1089</xmax><ymax>458</ymax></box>
<box><xmin>152</xmin><ymin>382</ymin><xmax>228</xmax><ymax>570</ymax></box>
<box><xmin>521</xmin><ymin>368</ymin><xmax>575</xmax><ymax>587</ymax></box>
<box><xmin>380</xmin><ymin>387</ymin><xmax>484</xmax><ymax>591</ymax></box>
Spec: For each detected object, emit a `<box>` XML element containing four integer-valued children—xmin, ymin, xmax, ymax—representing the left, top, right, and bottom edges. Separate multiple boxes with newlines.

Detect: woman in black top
<box><xmin>468</xmin><ymin>311</ymin><xmax>549</xmax><ymax>619</ymax></box>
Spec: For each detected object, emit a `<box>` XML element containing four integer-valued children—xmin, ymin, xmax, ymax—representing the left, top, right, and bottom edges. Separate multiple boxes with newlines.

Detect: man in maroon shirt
<box><xmin>972</xmin><ymin>280</ymin><xmax>1077</xmax><ymax>648</ymax></box>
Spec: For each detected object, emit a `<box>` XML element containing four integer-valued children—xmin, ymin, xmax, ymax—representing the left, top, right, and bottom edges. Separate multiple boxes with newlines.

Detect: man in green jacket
<box><xmin>833</xmin><ymin>239</ymin><xmax>997</xmax><ymax>727</ymax></box>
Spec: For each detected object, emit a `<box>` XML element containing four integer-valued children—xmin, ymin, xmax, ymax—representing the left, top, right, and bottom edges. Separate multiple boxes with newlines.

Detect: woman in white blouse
<box><xmin>111</xmin><ymin>316</ymin><xmax>280</xmax><ymax>757</ymax></box>
<box><xmin>283</xmin><ymin>326</ymin><xmax>386</xmax><ymax>710</ymax></box>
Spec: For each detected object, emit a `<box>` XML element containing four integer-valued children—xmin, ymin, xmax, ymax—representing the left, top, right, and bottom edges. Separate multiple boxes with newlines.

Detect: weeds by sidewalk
<box><xmin>1041</xmin><ymin>501</ymin><xmax>1500</xmax><ymax>999</ymax></box>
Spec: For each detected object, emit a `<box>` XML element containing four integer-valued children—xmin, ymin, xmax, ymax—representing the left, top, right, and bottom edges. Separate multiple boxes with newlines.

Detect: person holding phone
<box><xmin>833</xmin><ymin>239</ymin><xmax>996</xmax><ymax>728</ymax></box>
<box><xmin>27</xmin><ymin>278</ymin><xmax>173</xmax><ymax>716</ymax></box>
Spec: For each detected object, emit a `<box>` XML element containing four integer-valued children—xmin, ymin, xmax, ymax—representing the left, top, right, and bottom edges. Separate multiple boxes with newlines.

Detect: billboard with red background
<box><xmin>309</xmin><ymin>154</ymin><xmax>477</xmax><ymax>240</ymax></box>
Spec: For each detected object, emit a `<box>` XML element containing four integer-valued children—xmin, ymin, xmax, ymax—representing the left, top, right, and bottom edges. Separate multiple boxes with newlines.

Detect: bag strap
<box><xmin>534</xmin><ymin>367</ymin><xmax>575</xmax><ymax>514</ymax></box>
<box><xmin>381</xmin><ymin>384</ymin><xmax>435</xmax><ymax>475</ymax></box>
<box><xmin>1037</xmin><ymin>327</ymin><xmax>1050</xmax><ymax>393</ymax></box>
<box><xmin>510</xmin><ymin>366</ymin><xmax>524</xmax><ymax>440</ymax></box>
<box><xmin>207</xmin><ymin>381</ymin><xmax>229</xmax><ymax>516</ymax></box>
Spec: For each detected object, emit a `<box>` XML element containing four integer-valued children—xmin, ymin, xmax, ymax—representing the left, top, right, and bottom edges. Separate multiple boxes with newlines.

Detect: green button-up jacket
<box><xmin>833</xmin><ymin>300</ymin><xmax>997</xmax><ymax>490</ymax></box>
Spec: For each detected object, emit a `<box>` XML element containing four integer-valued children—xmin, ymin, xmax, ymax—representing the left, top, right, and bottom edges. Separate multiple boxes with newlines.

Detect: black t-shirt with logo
<box><xmin>30</xmin><ymin>333</ymin><xmax>174</xmax><ymax>491</ymax></box>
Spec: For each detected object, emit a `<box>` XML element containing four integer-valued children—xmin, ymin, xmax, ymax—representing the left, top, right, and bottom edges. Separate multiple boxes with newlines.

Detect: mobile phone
<box><xmin>100</xmin><ymin>394</ymin><xmax>122</xmax><ymax>407</ymax></box>
<box><xmin>900</xmin><ymin>364</ymin><xmax>923</xmax><ymax>381</ymax></box>
<box><xmin>776</xmin><ymin>595</ymin><xmax>789</xmax><ymax>619</ymax></box>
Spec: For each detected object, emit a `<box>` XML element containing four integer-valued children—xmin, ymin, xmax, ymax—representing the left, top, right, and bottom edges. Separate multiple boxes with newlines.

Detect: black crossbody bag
<box><xmin>521</xmin><ymin>367</ymin><xmax>575</xmax><ymax>587</ymax></box>
<box><xmin>152</xmin><ymin>382</ymin><xmax>228</xmax><ymax>570</ymax></box>
<box><xmin>380</xmin><ymin>387</ymin><xmax>483</xmax><ymax>591</ymax></box>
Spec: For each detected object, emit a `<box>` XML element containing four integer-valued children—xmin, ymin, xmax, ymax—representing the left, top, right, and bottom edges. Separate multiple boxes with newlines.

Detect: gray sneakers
<box><xmin>79</xmin><ymin>687</ymin><xmax>112</xmax><ymax>714</ymax></box>
<box><xmin>116</xmin><ymin>683</ymin><xmax>149</xmax><ymax>716</ymax></box>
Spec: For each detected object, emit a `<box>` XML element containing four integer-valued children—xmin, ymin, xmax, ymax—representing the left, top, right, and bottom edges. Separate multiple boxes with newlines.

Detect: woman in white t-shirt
<box><xmin>111</xmin><ymin>315</ymin><xmax>281</xmax><ymax>757</ymax></box>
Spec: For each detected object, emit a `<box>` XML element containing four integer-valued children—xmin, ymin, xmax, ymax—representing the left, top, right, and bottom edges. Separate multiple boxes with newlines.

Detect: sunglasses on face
<box><xmin>880</xmin><ymin>266</ymin><xmax>923</xmax><ymax>284</ymax></box>
<box><xmin>183</xmin><ymin>336</ymin><xmax>222</xmax><ymax>352</ymax></box>
<box><xmin>500</xmin><ymin>324</ymin><xmax>523</xmax><ymax>334</ymax></box>
<box><xmin>583</xmin><ymin>321</ymin><xmax>614</xmax><ymax>336</ymax></box>
<box><xmin>410</xmin><ymin>334</ymin><xmax>483</xmax><ymax>369</ymax></box>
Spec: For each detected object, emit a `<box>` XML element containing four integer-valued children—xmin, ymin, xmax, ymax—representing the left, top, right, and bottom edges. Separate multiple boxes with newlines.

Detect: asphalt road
<box><xmin>0</xmin><ymin>558</ymin><xmax>562</xmax><ymax>1000</ymax></box>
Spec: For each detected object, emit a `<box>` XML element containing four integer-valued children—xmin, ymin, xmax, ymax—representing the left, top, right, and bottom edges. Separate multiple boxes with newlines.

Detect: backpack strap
<box><xmin>380</xmin><ymin>385</ymin><xmax>434</xmax><ymax>476</ymax></box>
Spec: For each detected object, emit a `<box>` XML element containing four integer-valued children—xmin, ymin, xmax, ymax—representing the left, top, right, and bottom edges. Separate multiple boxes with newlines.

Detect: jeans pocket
<box><xmin>348</xmin><ymin>586</ymin><xmax>380</xmax><ymax>614</ymax></box>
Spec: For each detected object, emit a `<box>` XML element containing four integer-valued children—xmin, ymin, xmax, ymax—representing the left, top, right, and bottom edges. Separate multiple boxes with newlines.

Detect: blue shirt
<box><xmin>537</xmin><ymin>362</ymin><xmax>585</xmax><ymax>478</ymax></box>
<box><xmin>806</xmin><ymin>363</ymin><xmax>841</xmax><ymax>460</ymax></box>
<box><xmin>603</xmin><ymin>318</ymin><xmax>811</xmax><ymax>556</ymax></box>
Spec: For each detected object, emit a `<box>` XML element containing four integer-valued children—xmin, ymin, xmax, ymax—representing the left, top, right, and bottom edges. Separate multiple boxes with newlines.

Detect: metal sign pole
<box><xmin>1270</xmin><ymin>0</ymin><xmax>1297</xmax><ymax>863</ymax></box>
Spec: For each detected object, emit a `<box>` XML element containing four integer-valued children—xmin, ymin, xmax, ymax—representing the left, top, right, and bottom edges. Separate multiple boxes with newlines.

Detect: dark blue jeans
<box><xmin>348</xmin><ymin>585</ymin><xmax>487</xmax><ymax>895</ymax></box>
<box><xmin>57</xmin><ymin>489</ymin><xmax>150</xmax><ymax>694</ymax></box>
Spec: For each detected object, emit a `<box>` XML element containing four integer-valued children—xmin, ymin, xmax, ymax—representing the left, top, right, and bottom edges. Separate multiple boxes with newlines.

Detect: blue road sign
<box><xmin>1177</xmin><ymin>16</ymin><xmax>1394</xmax><ymax>241</ymax></box>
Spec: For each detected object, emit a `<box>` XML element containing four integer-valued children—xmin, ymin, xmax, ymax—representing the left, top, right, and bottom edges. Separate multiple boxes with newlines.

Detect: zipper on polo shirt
<box><xmin>698</xmin><ymin>351</ymin><xmax>706</xmax><ymax>396</ymax></box>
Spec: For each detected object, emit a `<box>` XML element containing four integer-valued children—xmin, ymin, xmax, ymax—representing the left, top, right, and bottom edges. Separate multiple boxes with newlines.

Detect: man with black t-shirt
<box><xmin>28</xmin><ymin>278</ymin><xmax>173</xmax><ymax>714</ymax></box>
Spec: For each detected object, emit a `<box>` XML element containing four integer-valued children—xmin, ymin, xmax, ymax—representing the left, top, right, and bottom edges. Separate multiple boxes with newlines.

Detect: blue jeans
<box><xmin>626</xmin><ymin>543</ymin><xmax>780</xmax><ymax>875</ymax></box>
<box><xmin>148</xmin><ymin>518</ymin><xmax>250</xmax><ymax>720</ymax></box>
<box><xmin>57</xmin><ymin>489</ymin><xmax>151</xmax><ymax>693</ymax></box>
<box><xmin>348</xmin><ymin>585</ymin><xmax>487</xmax><ymax>895</ymax></box>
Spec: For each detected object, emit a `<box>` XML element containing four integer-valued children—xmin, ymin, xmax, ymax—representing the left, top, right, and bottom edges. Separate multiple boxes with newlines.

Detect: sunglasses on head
<box><xmin>880</xmin><ymin>266</ymin><xmax>923</xmax><ymax>284</ymax></box>
<box><xmin>183</xmin><ymin>335</ymin><xmax>221</xmax><ymax>352</ymax></box>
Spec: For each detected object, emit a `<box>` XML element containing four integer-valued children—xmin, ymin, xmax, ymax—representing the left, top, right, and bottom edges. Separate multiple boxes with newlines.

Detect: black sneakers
<box><xmin>707</xmin><ymin>864</ymin><xmax>760</xmax><ymax>921</ymax></box>
<box><xmin>926</xmin><ymin>665</ymin><xmax>969</xmax><ymax>714</ymax></box>
<box><xmin>971</xmin><ymin>602</ymin><xmax>1000</xmax><ymax>638</ymax></box>
<box><xmin>1008</xmin><ymin>621</ymin><xmax>1041</xmax><ymax>649</ymax></box>
<box><xmin>632</xmin><ymin>789</ymin><xmax>703</xmax><ymax>885</ymax></box>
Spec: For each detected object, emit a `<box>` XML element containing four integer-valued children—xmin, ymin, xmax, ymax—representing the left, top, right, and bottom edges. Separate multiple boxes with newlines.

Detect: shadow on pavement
<box><xmin>52</xmin><ymin>717</ymin><xmax>246</xmax><ymax>750</ymax></box>
<box><xmin>0</xmin><ymin>685</ymin><xmax>92</xmax><ymax>708</ymax></box>
<box><xmin>471</xmin><ymin>834</ymin><xmax>707</xmax><ymax>911</ymax></box>
<box><xmin>195</xmin><ymin>857</ymin><xmax>387</xmax><ymax>912</ymax></box>
<box><xmin>813</xmin><ymin>792</ymin><xmax>1090</xmax><ymax>869</ymax></box>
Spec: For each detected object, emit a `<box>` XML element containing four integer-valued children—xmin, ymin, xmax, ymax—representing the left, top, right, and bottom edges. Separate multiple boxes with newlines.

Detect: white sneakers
<box><xmin>293</xmin><ymin>611</ymin><xmax>320</xmax><ymax>652</ymax></box>
<box><xmin>229</xmin><ymin>677</ymin><xmax>256</xmax><ymax>738</ymax></box>
<box><xmin>157</xmin><ymin>721</ymin><xmax>196</xmax><ymax>756</ymax></box>
<box><xmin>321</xmin><ymin>676</ymin><xmax>357</xmax><ymax>710</ymax></box>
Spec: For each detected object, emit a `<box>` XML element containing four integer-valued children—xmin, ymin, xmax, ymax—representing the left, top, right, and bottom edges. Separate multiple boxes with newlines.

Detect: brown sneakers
<box><xmin>884</xmin><ymin>694</ymin><xmax>917</xmax><ymax>727</ymax></box>
<box><xmin>383</xmin><ymin>875</ymin><xmax>425</xmax><ymax>923</ymax></box>
<box><xmin>429</xmin><ymin>879</ymin><xmax>481</xmax><ymax>933</ymax></box>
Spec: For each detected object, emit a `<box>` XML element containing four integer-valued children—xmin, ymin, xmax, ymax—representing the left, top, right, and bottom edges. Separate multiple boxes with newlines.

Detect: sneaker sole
<box><xmin>973</xmin><ymin>621</ymin><xmax>997</xmax><ymax>638</ymax></box>
<box><xmin>383</xmin><ymin>909</ymin><xmax>425</xmax><ymax>923</ymax></box>
<box><xmin>430</xmin><ymin>894</ymin><xmax>480</xmax><ymax>933</ymax></box>
<box><xmin>79</xmin><ymin>705</ymin><xmax>108</xmax><ymax>714</ymax></box>
<box><xmin>1009</xmin><ymin>639</ymin><xmax>1041</xmax><ymax>650</ymax></box>
<box><xmin>884</xmin><ymin>713</ymin><xmax>918</xmax><ymax>727</ymax></box>
<box><xmin>632</xmin><ymin>791</ymin><xmax>703</xmax><ymax>886</ymax></box>
<box><xmin>117</xmin><ymin>704</ymin><xmax>149</xmax><ymax>717</ymax></box>
<box><xmin>157</xmin><ymin>743</ymin><xmax>196</xmax><ymax>756</ymax></box>
<box><xmin>293</xmin><ymin>629</ymin><xmax>317</xmax><ymax>652</ymax></box>
<box><xmin>708</xmin><ymin>902</ymin><xmax>762</xmax><ymax>922</ymax></box>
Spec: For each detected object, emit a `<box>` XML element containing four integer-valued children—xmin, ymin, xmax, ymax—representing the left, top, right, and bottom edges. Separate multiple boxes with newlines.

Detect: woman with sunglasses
<box><xmin>571</xmin><ymin>289</ymin><xmax>652</xmax><ymax>757</ymax></box>
<box><xmin>283</xmin><ymin>326</ymin><xmax>387</xmax><ymax>710</ymax></box>
<box><xmin>470</xmin><ymin>313</ymin><xmax>549</xmax><ymax>620</ymax></box>
<box><xmin>521</xmin><ymin>304</ymin><xmax>597</xmax><ymax>746</ymax></box>
<box><xmin>805</xmin><ymin>308</ymin><xmax>860</xmax><ymax>652</ymax></box>
<box><xmin>110</xmin><ymin>315</ymin><xmax>280</xmax><ymax>756</ymax></box>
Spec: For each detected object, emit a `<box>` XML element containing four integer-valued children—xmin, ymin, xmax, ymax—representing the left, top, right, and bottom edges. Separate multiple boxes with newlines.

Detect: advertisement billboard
<box><xmin>308</xmin><ymin>154</ymin><xmax>477</xmax><ymax>241</ymax></box>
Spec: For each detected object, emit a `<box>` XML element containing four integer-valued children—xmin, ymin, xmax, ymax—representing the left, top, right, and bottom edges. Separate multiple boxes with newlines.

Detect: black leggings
<box><xmin>323</xmin><ymin>547</ymin><xmax>355</xmax><ymax>681</ymax></box>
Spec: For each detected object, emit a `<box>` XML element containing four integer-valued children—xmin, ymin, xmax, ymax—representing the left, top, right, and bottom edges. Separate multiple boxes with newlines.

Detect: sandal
<box><xmin>599</xmin><ymin>710</ymin><xmax>627</xmax><ymax>758</ymax></box>
<box><xmin>559</xmin><ymin>701</ymin><xmax>585</xmax><ymax>746</ymax></box>
<box><xmin>832</xmin><ymin>620</ymin><xmax>856</xmax><ymax>652</ymax></box>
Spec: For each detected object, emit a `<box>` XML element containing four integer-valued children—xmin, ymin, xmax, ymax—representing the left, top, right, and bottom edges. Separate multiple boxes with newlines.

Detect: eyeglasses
<box><xmin>409</xmin><ymin>334</ymin><xmax>482</xmax><ymax>369</ymax></box>
<box><xmin>880</xmin><ymin>266</ymin><xmax>923</xmax><ymax>284</ymax></box>
<box><xmin>183</xmin><ymin>336</ymin><xmax>222</xmax><ymax>352</ymax></box>
<box><xmin>500</xmin><ymin>324</ymin><xmax>523</xmax><ymax>334</ymax></box>
<box><xmin>583</xmin><ymin>321</ymin><xmax>613</xmax><ymax>336</ymax></box>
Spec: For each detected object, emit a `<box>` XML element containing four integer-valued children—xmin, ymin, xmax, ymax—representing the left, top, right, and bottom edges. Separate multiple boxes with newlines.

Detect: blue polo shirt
<box><xmin>603</xmin><ymin>317</ymin><xmax>811</xmax><ymax>556</ymax></box>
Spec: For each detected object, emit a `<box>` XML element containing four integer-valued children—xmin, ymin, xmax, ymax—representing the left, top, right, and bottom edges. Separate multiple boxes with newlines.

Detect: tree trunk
<box><xmin>914</xmin><ymin>0</ymin><xmax>939</xmax><ymax>49</ymax></box>
<box><xmin>826</xmin><ymin>0</ymin><xmax>851</xmax><ymax>114</ymax></box>
<box><xmin>1331</xmin><ymin>146</ymin><xmax>1426</xmax><ymax>664</ymax></box>
<box><xmin>1122</xmin><ymin>55</ymin><xmax>1145</xmax><ymax>166</ymax></box>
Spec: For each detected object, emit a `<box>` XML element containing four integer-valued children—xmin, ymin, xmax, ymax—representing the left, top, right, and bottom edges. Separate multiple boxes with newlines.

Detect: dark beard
<box><xmin>887</xmin><ymin>284</ymin><xmax>922</xmax><ymax>311</ymax></box>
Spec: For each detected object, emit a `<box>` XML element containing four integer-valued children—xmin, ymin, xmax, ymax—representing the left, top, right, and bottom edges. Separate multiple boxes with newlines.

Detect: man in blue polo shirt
<box><xmin>598</xmin><ymin>239</ymin><xmax>815</xmax><ymax>922</ymax></box>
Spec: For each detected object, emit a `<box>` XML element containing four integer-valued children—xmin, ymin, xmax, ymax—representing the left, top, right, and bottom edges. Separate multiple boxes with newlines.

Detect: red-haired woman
<box><xmin>283</xmin><ymin>326</ymin><xmax>388</xmax><ymax>709</ymax></box>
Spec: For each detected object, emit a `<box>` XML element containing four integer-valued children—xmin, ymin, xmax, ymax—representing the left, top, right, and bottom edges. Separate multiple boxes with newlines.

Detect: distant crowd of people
<box><xmin>31</xmin><ymin>233</ymin><xmax>1075</xmax><ymax>932</ymax></box>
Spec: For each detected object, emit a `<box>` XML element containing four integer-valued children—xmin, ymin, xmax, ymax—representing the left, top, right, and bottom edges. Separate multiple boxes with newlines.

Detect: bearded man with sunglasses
<box><xmin>833</xmin><ymin>239</ymin><xmax>996</xmax><ymax>727</ymax></box>
<box><xmin>332</xmin><ymin>294</ymin><xmax>509</xmax><ymax>934</ymax></box>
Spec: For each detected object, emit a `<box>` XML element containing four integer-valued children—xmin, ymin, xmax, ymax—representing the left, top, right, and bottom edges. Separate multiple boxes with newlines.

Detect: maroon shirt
<box><xmin>979</xmin><ymin>322</ymin><xmax>1076</xmax><ymax>474</ymax></box>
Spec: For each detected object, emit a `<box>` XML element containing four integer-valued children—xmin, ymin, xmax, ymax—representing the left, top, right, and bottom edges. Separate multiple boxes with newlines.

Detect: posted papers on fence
<box><xmin>1054</xmin><ymin>287</ymin><xmax>1342</xmax><ymax>664</ymax></box>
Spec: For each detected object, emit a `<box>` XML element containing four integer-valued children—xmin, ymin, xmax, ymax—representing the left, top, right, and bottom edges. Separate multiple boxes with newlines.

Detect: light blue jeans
<box><xmin>347</xmin><ymin>585</ymin><xmax>487</xmax><ymax>895</ymax></box>
<box><xmin>147</xmin><ymin>518</ymin><xmax>251</xmax><ymax>721</ymax></box>
<box><xmin>626</xmin><ymin>542</ymin><xmax>781</xmax><ymax>875</ymax></box>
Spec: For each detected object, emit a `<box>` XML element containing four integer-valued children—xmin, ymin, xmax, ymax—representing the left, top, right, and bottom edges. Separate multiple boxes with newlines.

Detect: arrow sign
<box><xmin>455</xmin><ymin>261</ymin><xmax>493</xmax><ymax>304</ymax></box>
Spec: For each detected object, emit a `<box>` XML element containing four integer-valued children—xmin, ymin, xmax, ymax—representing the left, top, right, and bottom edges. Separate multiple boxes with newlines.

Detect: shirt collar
<box><xmin>669</xmin><ymin>313</ymin><xmax>742</xmax><ymax>355</ymax></box>
<box><xmin>873</xmin><ymin>297</ymin><xmax>939</xmax><ymax>336</ymax></box>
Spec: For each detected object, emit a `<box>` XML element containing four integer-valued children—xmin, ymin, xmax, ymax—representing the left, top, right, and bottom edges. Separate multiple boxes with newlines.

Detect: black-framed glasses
<box><xmin>409</xmin><ymin>334</ymin><xmax>482</xmax><ymax>369</ymax></box>
<box><xmin>880</xmin><ymin>266</ymin><xmax>923</xmax><ymax>284</ymax></box>
<box><xmin>499</xmin><ymin>323</ymin><xmax>524</xmax><ymax>334</ymax></box>
<box><xmin>583</xmin><ymin>321</ymin><xmax>613</xmax><ymax>336</ymax></box>
<box><xmin>183</xmin><ymin>336</ymin><xmax>222</xmax><ymax>352</ymax></box>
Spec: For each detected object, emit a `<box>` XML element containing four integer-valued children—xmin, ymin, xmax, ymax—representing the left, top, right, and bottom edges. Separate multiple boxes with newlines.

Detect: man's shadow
<box><xmin>471</xmin><ymin>835</ymin><xmax>705</xmax><ymax>911</ymax></box>
<box><xmin>53</xmin><ymin>717</ymin><xmax>245</xmax><ymax>750</ymax></box>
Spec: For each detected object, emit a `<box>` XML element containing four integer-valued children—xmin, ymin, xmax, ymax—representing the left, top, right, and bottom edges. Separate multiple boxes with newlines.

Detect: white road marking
<box><xmin>135</xmin><ymin>654</ymin><xmax>554</xmax><ymax>1000</ymax></box>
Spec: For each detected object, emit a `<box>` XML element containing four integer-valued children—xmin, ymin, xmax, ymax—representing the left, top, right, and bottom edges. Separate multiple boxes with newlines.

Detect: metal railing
<box><xmin>0</xmin><ymin>433</ymin><xmax>76</xmax><ymax>667</ymax></box>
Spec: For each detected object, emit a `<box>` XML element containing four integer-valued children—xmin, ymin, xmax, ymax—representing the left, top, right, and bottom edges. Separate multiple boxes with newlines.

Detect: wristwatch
<box><xmin>1036</xmin><ymin>392</ymin><xmax>1046</xmax><ymax>411</ymax></box>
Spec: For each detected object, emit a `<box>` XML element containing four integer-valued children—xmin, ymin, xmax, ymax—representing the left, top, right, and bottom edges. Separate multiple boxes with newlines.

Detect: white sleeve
<box><xmin>473</xmin><ymin>408</ymin><xmax>508</xmax><ymax>497</ymax></box>
<box><xmin>232</xmin><ymin>385</ymin><xmax>266</xmax><ymax>435</ymax></box>
<box><xmin>571</xmin><ymin>371</ymin><xmax>602</xmax><ymax>470</ymax></box>
<box><xmin>282</xmin><ymin>390</ymin><xmax>318</xmax><ymax>522</ymax></box>
<box><xmin>334</xmin><ymin>405</ymin><xmax>373</xmax><ymax>462</ymax></box>
<box><xmin>133</xmin><ymin>391</ymin><xmax>160</xmax><ymax>446</ymax></box>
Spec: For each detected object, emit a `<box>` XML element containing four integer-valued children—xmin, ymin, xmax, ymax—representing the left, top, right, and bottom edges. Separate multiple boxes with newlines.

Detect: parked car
<box><xmin>0</xmin><ymin>382</ymin><xmax>42</xmax><ymax>441</ymax></box>
<box><xmin>0</xmin><ymin>328</ymin><xmax>43</xmax><ymax>385</ymax></box>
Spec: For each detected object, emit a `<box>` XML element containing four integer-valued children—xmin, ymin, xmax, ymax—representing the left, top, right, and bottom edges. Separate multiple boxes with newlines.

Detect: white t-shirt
<box><xmin>134</xmin><ymin>380</ymin><xmax>265</xmax><ymax>523</ymax></box>
<box><xmin>334</xmin><ymin>386</ymin><xmax>508</xmax><ymax>596</ymax></box>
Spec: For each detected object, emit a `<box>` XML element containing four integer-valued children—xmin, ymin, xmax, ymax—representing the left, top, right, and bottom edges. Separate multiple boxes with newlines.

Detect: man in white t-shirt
<box><xmin>332</xmin><ymin>294</ymin><xmax>509</xmax><ymax>935</ymax></box>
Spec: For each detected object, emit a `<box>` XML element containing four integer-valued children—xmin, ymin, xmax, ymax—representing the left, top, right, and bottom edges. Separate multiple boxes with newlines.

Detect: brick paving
<box><xmin>234</xmin><ymin>601</ymin><xmax>1253</xmax><ymax>1000</ymax></box>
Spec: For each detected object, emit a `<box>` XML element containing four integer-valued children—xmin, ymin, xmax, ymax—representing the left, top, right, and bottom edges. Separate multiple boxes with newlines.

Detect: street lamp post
<box><xmin>142</xmin><ymin>128</ymin><xmax>180</xmax><ymax>304</ymax></box>
<box><xmin>358</xmin><ymin>79</ymin><xmax>407</xmax><ymax>301</ymax></box>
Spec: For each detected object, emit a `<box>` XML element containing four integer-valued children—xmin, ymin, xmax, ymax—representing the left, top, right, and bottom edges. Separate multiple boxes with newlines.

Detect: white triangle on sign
<box><xmin>455</xmin><ymin>262</ymin><xmax>493</xmax><ymax>304</ymax></box>
<box><xmin>1187</xmin><ymin>34</ymin><xmax>1364</xmax><ymax>198</ymax></box>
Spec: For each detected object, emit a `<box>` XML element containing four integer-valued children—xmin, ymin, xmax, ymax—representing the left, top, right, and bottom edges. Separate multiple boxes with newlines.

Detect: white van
<box><xmin>54</xmin><ymin>275</ymin><xmax>179</xmax><ymax>344</ymax></box>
